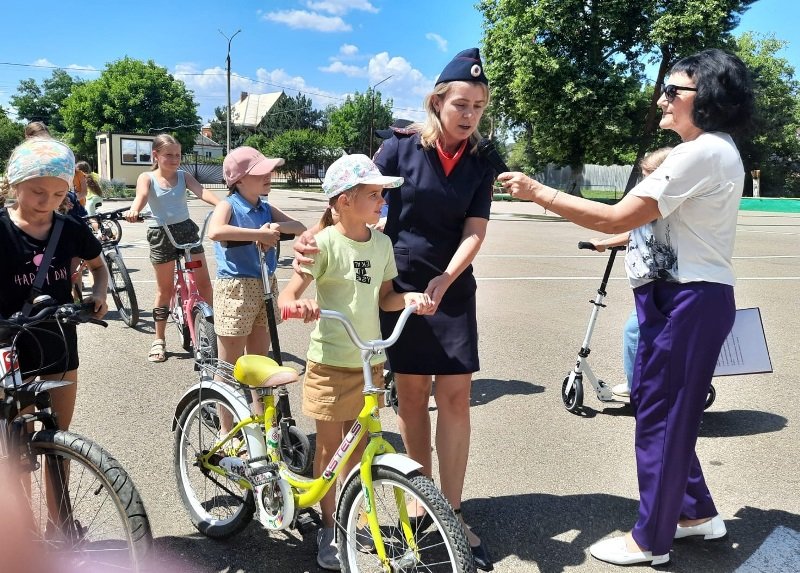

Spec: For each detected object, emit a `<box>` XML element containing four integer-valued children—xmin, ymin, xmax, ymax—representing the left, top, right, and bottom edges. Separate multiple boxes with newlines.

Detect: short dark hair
<box><xmin>670</xmin><ymin>48</ymin><xmax>754</xmax><ymax>134</ymax></box>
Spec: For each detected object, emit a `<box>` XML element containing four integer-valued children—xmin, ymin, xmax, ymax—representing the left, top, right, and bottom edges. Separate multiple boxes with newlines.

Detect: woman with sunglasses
<box><xmin>500</xmin><ymin>48</ymin><xmax>753</xmax><ymax>566</ymax></box>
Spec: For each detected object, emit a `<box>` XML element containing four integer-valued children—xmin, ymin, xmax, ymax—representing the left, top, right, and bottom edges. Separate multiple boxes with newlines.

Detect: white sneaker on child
<box><xmin>611</xmin><ymin>383</ymin><xmax>631</xmax><ymax>398</ymax></box>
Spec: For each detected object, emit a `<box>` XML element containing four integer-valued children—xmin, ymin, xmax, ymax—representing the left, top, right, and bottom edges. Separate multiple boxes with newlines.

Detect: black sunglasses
<box><xmin>659</xmin><ymin>83</ymin><xmax>698</xmax><ymax>102</ymax></box>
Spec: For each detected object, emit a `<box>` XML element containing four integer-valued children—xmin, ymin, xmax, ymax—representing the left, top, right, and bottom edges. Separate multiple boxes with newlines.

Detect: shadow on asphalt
<box><xmin>463</xmin><ymin>494</ymin><xmax>800</xmax><ymax>573</ymax></box>
<box><xmin>699</xmin><ymin>409</ymin><xmax>788</xmax><ymax>438</ymax></box>
<box><xmin>471</xmin><ymin>378</ymin><xmax>545</xmax><ymax>407</ymax></box>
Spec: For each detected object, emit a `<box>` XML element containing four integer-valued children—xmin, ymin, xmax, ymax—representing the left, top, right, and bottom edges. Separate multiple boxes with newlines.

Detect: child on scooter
<box><xmin>208</xmin><ymin>146</ymin><xmax>306</xmax><ymax>429</ymax></box>
<box><xmin>278</xmin><ymin>154</ymin><xmax>435</xmax><ymax>571</ymax></box>
<box><xmin>588</xmin><ymin>146</ymin><xmax>673</xmax><ymax>397</ymax></box>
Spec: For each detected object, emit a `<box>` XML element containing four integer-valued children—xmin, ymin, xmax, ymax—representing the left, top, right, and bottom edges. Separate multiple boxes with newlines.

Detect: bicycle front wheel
<box><xmin>106</xmin><ymin>250</ymin><xmax>139</xmax><ymax>327</ymax></box>
<box><xmin>337</xmin><ymin>467</ymin><xmax>475</xmax><ymax>573</ymax></box>
<box><xmin>24</xmin><ymin>429</ymin><xmax>152</xmax><ymax>571</ymax></box>
<box><xmin>173</xmin><ymin>392</ymin><xmax>255</xmax><ymax>539</ymax></box>
<box><xmin>101</xmin><ymin>219</ymin><xmax>122</xmax><ymax>245</ymax></box>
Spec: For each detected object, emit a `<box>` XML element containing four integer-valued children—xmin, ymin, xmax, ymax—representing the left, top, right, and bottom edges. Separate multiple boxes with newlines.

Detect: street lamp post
<box><xmin>369</xmin><ymin>75</ymin><xmax>393</xmax><ymax>157</ymax></box>
<box><xmin>219</xmin><ymin>28</ymin><xmax>241</xmax><ymax>155</ymax></box>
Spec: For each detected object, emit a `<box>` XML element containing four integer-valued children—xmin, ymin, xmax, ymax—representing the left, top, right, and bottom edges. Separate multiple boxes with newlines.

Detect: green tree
<box><xmin>734</xmin><ymin>32</ymin><xmax>800</xmax><ymax>197</ymax></box>
<box><xmin>61</xmin><ymin>57</ymin><xmax>199</xmax><ymax>162</ymax></box>
<box><xmin>479</xmin><ymin>0</ymin><xmax>756</xmax><ymax>192</ymax></box>
<box><xmin>10</xmin><ymin>69</ymin><xmax>82</xmax><ymax>134</ymax></box>
<box><xmin>0</xmin><ymin>107</ymin><xmax>25</xmax><ymax>171</ymax></box>
<box><xmin>208</xmin><ymin>105</ymin><xmax>248</xmax><ymax>152</ymax></box>
<box><xmin>257</xmin><ymin>92</ymin><xmax>324</xmax><ymax>139</ymax></box>
<box><xmin>325</xmin><ymin>88</ymin><xmax>393</xmax><ymax>156</ymax></box>
<box><xmin>256</xmin><ymin>129</ymin><xmax>328</xmax><ymax>185</ymax></box>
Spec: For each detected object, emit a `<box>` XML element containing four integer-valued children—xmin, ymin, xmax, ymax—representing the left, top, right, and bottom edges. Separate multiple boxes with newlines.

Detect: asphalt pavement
<box><xmin>71</xmin><ymin>189</ymin><xmax>800</xmax><ymax>573</ymax></box>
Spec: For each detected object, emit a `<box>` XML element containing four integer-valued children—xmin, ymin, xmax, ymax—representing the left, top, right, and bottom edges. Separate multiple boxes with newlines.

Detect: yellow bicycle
<box><xmin>172</xmin><ymin>305</ymin><xmax>475</xmax><ymax>572</ymax></box>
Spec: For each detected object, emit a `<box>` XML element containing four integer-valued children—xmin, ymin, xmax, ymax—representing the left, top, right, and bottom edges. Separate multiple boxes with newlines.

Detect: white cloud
<box><xmin>319</xmin><ymin>61</ymin><xmax>366</xmax><ymax>77</ymax></box>
<box><xmin>264</xmin><ymin>9</ymin><xmax>351</xmax><ymax>32</ymax></box>
<box><xmin>425</xmin><ymin>33</ymin><xmax>448</xmax><ymax>52</ymax></box>
<box><xmin>306</xmin><ymin>0</ymin><xmax>378</xmax><ymax>15</ymax></box>
<box><xmin>339</xmin><ymin>44</ymin><xmax>359</xmax><ymax>56</ymax></box>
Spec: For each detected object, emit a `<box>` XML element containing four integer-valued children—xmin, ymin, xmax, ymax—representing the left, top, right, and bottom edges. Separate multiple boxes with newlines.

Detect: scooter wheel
<box><xmin>704</xmin><ymin>384</ymin><xmax>716</xmax><ymax>410</ymax></box>
<box><xmin>562</xmin><ymin>374</ymin><xmax>584</xmax><ymax>413</ymax></box>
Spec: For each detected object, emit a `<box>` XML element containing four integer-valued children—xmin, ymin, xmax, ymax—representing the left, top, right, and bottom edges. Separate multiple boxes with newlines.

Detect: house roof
<box><xmin>231</xmin><ymin>92</ymin><xmax>284</xmax><ymax>127</ymax></box>
<box><xmin>194</xmin><ymin>132</ymin><xmax>222</xmax><ymax>147</ymax></box>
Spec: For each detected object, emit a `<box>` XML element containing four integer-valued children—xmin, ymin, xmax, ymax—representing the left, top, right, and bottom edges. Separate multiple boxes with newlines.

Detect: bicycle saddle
<box><xmin>233</xmin><ymin>355</ymin><xmax>298</xmax><ymax>388</ymax></box>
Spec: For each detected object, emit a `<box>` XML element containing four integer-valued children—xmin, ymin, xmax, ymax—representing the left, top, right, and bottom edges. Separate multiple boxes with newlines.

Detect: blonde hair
<box><xmin>318</xmin><ymin>185</ymin><xmax>364</xmax><ymax>229</ymax></box>
<box><xmin>640</xmin><ymin>147</ymin><xmax>673</xmax><ymax>177</ymax></box>
<box><xmin>151</xmin><ymin>134</ymin><xmax>181</xmax><ymax>170</ymax></box>
<box><xmin>419</xmin><ymin>81</ymin><xmax>489</xmax><ymax>153</ymax></box>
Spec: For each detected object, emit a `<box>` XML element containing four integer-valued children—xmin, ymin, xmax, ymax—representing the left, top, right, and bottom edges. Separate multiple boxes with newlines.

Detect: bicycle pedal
<box><xmin>296</xmin><ymin>509</ymin><xmax>320</xmax><ymax>534</ymax></box>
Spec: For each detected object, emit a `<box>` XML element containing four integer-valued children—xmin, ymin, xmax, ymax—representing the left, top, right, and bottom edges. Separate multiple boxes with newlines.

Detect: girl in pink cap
<box><xmin>207</xmin><ymin>146</ymin><xmax>306</xmax><ymax>434</ymax></box>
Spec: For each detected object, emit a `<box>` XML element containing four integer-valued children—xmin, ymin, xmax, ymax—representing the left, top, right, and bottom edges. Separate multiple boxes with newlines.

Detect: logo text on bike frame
<box><xmin>322</xmin><ymin>420</ymin><xmax>362</xmax><ymax>480</ymax></box>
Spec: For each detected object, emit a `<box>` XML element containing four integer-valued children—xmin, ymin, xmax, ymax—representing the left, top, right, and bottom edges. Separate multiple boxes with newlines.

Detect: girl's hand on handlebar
<box><xmin>404</xmin><ymin>292</ymin><xmax>435</xmax><ymax>315</ymax></box>
<box><xmin>281</xmin><ymin>299</ymin><xmax>319</xmax><ymax>323</ymax></box>
<box><xmin>588</xmin><ymin>238</ymin><xmax>607</xmax><ymax>252</ymax></box>
<box><xmin>292</xmin><ymin>230</ymin><xmax>319</xmax><ymax>272</ymax></box>
<box><xmin>123</xmin><ymin>209</ymin><xmax>141</xmax><ymax>223</ymax></box>
<box><xmin>85</xmin><ymin>294</ymin><xmax>108</xmax><ymax>319</ymax></box>
<box><xmin>257</xmin><ymin>223</ymin><xmax>281</xmax><ymax>250</ymax></box>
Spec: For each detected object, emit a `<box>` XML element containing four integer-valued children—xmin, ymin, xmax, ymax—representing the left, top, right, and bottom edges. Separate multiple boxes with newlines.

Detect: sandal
<box><xmin>148</xmin><ymin>339</ymin><xmax>167</xmax><ymax>363</ymax></box>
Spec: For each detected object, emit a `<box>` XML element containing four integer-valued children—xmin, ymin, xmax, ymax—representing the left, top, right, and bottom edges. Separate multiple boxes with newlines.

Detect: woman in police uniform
<box><xmin>373</xmin><ymin>48</ymin><xmax>494</xmax><ymax>571</ymax></box>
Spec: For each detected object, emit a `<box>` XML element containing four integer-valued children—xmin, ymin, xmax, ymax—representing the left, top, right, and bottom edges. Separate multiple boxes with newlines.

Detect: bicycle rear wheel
<box><xmin>193</xmin><ymin>312</ymin><xmax>218</xmax><ymax>363</ymax></box>
<box><xmin>23</xmin><ymin>429</ymin><xmax>152</xmax><ymax>571</ymax></box>
<box><xmin>106</xmin><ymin>251</ymin><xmax>139</xmax><ymax>327</ymax></box>
<box><xmin>173</xmin><ymin>392</ymin><xmax>255</xmax><ymax>539</ymax></box>
<box><xmin>337</xmin><ymin>467</ymin><xmax>475</xmax><ymax>573</ymax></box>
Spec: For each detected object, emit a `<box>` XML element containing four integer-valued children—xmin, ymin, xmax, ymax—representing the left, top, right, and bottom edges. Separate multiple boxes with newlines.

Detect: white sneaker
<box><xmin>675</xmin><ymin>515</ymin><xmax>727</xmax><ymax>540</ymax></box>
<box><xmin>589</xmin><ymin>536</ymin><xmax>669</xmax><ymax>566</ymax></box>
<box><xmin>611</xmin><ymin>383</ymin><xmax>631</xmax><ymax>398</ymax></box>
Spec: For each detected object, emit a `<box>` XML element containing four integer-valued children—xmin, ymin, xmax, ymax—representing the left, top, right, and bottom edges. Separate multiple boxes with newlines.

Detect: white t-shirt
<box><xmin>625</xmin><ymin>132</ymin><xmax>744</xmax><ymax>288</ymax></box>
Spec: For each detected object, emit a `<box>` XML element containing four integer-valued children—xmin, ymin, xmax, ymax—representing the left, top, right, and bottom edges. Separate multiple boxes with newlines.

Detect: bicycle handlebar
<box><xmin>224</xmin><ymin>233</ymin><xmax>295</xmax><ymax>249</ymax></box>
<box><xmin>578</xmin><ymin>241</ymin><xmax>626</xmax><ymax>252</ymax></box>
<box><xmin>1</xmin><ymin>301</ymin><xmax>108</xmax><ymax>330</ymax></box>
<box><xmin>142</xmin><ymin>212</ymin><xmax>212</xmax><ymax>251</ymax></box>
<box><xmin>282</xmin><ymin>304</ymin><xmax>417</xmax><ymax>352</ymax></box>
<box><xmin>83</xmin><ymin>207</ymin><xmax>136</xmax><ymax>222</ymax></box>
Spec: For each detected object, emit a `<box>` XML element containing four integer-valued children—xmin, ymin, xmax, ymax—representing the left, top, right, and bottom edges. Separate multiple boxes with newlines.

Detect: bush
<box><xmin>100</xmin><ymin>178</ymin><xmax>134</xmax><ymax>198</ymax></box>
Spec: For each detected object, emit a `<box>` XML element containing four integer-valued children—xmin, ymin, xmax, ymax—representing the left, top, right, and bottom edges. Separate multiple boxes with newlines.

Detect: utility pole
<box><xmin>369</xmin><ymin>75</ymin><xmax>392</xmax><ymax>156</ymax></box>
<box><xmin>219</xmin><ymin>28</ymin><xmax>241</xmax><ymax>155</ymax></box>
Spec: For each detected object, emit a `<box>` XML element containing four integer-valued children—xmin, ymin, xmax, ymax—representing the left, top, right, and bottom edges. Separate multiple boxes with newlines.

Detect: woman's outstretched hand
<box><xmin>497</xmin><ymin>172</ymin><xmax>538</xmax><ymax>202</ymax></box>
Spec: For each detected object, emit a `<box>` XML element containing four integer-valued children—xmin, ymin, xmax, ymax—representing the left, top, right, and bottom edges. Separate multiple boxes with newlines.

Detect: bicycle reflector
<box><xmin>185</xmin><ymin>261</ymin><xmax>203</xmax><ymax>269</ymax></box>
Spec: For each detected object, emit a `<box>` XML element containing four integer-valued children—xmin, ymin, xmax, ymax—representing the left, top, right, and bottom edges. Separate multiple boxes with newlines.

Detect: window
<box><xmin>120</xmin><ymin>138</ymin><xmax>153</xmax><ymax>165</ymax></box>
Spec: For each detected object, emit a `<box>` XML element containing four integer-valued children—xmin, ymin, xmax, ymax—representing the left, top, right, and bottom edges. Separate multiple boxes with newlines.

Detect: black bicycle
<box><xmin>0</xmin><ymin>297</ymin><xmax>152</xmax><ymax>570</ymax></box>
<box><xmin>83</xmin><ymin>208</ymin><xmax>140</xmax><ymax>327</ymax></box>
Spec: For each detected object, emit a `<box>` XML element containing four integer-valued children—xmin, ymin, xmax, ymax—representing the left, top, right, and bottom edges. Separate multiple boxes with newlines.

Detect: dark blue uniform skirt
<box><xmin>380</xmin><ymin>293</ymin><xmax>478</xmax><ymax>375</ymax></box>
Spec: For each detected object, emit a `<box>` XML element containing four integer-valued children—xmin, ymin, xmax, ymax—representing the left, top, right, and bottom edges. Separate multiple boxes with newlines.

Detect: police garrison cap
<box><xmin>435</xmin><ymin>48</ymin><xmax>488</xmax><ymax>86</ymax></box>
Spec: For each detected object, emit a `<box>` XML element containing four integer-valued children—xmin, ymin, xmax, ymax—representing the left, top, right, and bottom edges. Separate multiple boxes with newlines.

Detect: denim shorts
<box><xmin>146</xmin><ymin>219</ymin><xmax>204</xmax><ymax>265</ymax></box>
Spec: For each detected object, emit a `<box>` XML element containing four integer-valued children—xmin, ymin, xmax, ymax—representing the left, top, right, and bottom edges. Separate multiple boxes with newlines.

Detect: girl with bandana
<box><xmin>0</xmin><ymin>137</ymin><xmax>108</xmax><ymax>430</ymax></box>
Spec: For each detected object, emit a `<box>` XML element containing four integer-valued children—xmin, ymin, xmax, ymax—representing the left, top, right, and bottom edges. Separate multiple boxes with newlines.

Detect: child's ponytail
<box><xmin>319</xmin><ymin>206</ymin><xmax>336</xmax><ymax>229</ymax></box>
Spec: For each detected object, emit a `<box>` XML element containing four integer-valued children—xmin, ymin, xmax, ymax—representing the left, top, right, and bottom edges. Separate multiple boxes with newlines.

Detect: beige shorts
<box><xmin>213</xmin><ymin>276</ymin><xmax>281</xmax><ymax>337</ymax></box>
<box><xmin>303</xmin><ymin>360</ymin><xmax>385</xmax><ymax>422</ymax></box>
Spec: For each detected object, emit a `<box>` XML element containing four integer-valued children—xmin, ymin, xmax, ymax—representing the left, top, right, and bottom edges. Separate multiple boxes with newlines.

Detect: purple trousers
<box><xmin>630</xmin><ymin>280</ymin><xmax>735</xmax><ymax>555</ymax></box>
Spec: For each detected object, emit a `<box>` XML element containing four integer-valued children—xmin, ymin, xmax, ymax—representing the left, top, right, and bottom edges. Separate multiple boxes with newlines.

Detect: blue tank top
<box><xmin>214</xmin><ymin>192</ymin><xmax>277</xmax><ymax>279</ymax></box>
<box><xmin>146</xmin><ymin>170</ymin><xmax>191</xmax><ymax>227</ymax></box>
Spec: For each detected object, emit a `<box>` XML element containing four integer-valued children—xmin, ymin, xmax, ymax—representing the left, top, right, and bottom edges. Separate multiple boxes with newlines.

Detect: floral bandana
<box><xmin>6</xmin><ymin>137</ymin><xmax>75</xmax><ymax>187</ymax></box>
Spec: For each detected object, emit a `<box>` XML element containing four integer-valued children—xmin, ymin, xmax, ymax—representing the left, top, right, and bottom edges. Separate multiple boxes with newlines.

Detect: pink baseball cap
<box><xmin>223</xmin><ymin>146</ymin><xmax>285</xmax><ymax>186</ymax></box>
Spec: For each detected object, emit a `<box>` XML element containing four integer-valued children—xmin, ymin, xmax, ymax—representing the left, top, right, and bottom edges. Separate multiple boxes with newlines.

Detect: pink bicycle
<box><xmin>155</xmin><ymin>214</ymin><xmax>217</xmax><ymax>364</ymax></box>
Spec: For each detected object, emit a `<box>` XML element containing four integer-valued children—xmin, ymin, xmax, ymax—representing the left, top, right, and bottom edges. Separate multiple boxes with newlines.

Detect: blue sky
<box><xmin>1</xmin><ymin>0</ymin><xmax>797</xmax><ymax>128</ymax></box>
